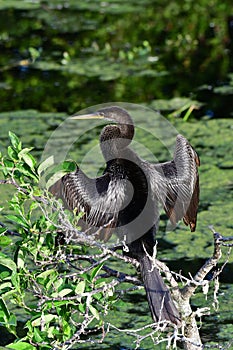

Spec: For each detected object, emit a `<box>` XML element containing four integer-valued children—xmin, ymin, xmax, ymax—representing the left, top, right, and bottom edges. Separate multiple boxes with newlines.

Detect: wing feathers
<box><xmin>50</xmin><ymin>134</ymin><xmax>199</xmax><ymax>233</ymax></box>
<box><xmin>152</xmin><ymin>134</ymin><xmax>200</xmax><ymax>231</ymax></box>
<box><xmin>50</xmin><ymin>167</ymin><xmax>127</xmax><ymax>229</ymax></box>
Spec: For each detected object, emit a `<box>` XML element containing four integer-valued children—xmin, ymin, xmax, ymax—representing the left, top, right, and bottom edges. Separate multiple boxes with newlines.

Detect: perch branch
<box><xmin>65</xmin><ymin>255</ymin><xmax>141</xmax><ymax>285</ymax></box>
<box><xmin>181</xmin><ymin>228</ymin><xmax>222</xmax><ymax>300</ymax></box>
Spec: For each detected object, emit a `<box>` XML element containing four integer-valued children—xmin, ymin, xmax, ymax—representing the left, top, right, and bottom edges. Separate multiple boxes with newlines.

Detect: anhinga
<box><xmin>50</xmin><ymin>106</ymin><xmax>200</xmax><ymax>326</ymax></box>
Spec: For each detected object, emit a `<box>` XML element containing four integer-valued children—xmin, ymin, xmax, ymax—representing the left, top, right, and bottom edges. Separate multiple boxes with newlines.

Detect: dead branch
<box><xmin>181</xmin><ymin>229</ymin><xmax>222</xmax><ymax>300</ymax></box>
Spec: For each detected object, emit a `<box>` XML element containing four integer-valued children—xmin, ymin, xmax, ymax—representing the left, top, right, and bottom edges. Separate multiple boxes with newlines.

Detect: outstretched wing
<box><xmin>151</xmin><ymin>134</ymin><xmax>200</xmax><ymax>231</ymax></box>
<box><xmin>49</xmin><ymin>166</ymin><xmax>127</xmax><ymax>229</ymax></box>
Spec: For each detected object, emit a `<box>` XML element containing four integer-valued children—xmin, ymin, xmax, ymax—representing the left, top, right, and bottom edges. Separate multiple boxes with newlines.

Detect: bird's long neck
<box><xmin>118</xmin><ymin>122</ymin><xmax>134</xmax><ymax>141</ymax></box>
<box><xmin>100</xmin><ymin>122</ymin><xmax>134</xmax><ymax>161</ymax></box>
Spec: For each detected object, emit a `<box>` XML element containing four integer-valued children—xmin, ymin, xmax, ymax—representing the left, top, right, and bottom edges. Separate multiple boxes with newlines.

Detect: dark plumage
<box><xmin>50</xmin><ymin>106</ymin><xmax>200</xmax><ymax>326</ymax></box>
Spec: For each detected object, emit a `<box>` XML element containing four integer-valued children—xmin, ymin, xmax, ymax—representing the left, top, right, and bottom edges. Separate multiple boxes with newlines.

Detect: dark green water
<box><xmin>0</xmin><ymin>1</ymin><xmax>233</xmax><ymax>348</ymax></box>
<box><xmin>0</xmin><ymin>0</ymin><xmax>233</xmax><ymax>115</ymax></box>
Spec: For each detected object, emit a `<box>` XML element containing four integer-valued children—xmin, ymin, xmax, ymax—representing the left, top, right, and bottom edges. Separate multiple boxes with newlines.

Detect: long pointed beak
<box><xmin>69</xmin><ymin>112</ymin><xmax>105</xmax><ymax>120</ymax></box>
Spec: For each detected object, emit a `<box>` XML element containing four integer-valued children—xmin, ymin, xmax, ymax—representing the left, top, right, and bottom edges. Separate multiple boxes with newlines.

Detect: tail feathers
<box><xmin>140</xmin><ymin>255</ymin><xmax>181</xmax><ymax>326</ymax></box>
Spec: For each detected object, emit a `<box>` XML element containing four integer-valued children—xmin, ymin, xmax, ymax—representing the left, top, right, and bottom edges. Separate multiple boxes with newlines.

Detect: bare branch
<box><xmin>181</xmin><ymin>229</ymin><xmax>222</xmax><ymax>300</ymax></box>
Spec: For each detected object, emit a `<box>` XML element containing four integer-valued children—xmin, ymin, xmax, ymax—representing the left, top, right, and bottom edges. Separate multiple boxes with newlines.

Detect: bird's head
<box><xmin>70</xmin><ymin>106</ymin><xmax>133</xmax><ymax>125</ymax></box>
<box><xmin>70</xmin><ymin>106</ymin><xmax>135</xmax><ymax>158</ymax></box>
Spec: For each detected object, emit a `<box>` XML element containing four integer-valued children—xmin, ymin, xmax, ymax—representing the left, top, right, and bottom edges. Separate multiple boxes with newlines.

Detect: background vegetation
<box><xmin>0</xmin><ymin>0</ymin><xmax>233</xmax><ymax>349</ymax></box>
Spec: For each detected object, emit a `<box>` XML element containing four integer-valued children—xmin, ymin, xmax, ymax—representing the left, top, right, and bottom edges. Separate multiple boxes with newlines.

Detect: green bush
<box><xmin>0</xmin><ymin>132</ymin><xmax>124</xmax><ymax>349</ymax></box>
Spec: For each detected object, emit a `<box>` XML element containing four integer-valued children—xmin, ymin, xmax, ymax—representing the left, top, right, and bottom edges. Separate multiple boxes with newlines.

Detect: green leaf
<box><xmin>8</xmin><ymin>131</ymin><xmax>21</xmax><ymax>151</ymax></box>
<box><xmin>0</xmin><ymin>255</ymin><xmax>17</xmax><ymax>273</ymax></box>
<box><xmin>62</xmin><ymin>160</ymin><xmax>76</xmax><ymax>172</ymax></box>
<box><xmin>90</xmin><ymin>263</ymin><xmax>104</xmax><ymax>282</ymax></box>
<box><xmin>52</xmin><ymin>288</ymin><xmax>73</xmax><ymax>298</ymax></box>
<box><xmin>89</xmin><ymin>304</ymin><xmax>100</xmax><ymax>320</ymax></box>
<box><xmin>93</xmin><ymin>292</ymin><xmax>103</xmax><ymax>301</ymax></box>
<box><xmin>16</xmin><ymin>164</ymin><xmax>38</xmax><ymax>181</ymax></box>
<box><xmin>45</xmin><ymin>170</ymin><xmax>66</xmax><ymax>189</ymax></box>
<box><xmin>0</xmin><ymin>282</ymin><xmax>12</xmax><ymax>292</ymax></box>
<box><xmin>62</xmin><ymin>319</ymin><xmax>72</xmax><ymax>338</ymax></box>
<box><xmin>75</xmin><ymin>280</ymin><xmax>86</xmax><ymax>295</ymax></box>
<box><xmin>8</xmin><ymin>146</ymin><xmax>18</xmax><ymax>160</ymax></box>
<box><xmin>36</xmin><ymin>269</ymin><xmax>56</xmax><ymax>279</ymax></box>
<box><xmin>44</xmin><ymin>160</ymin><xmax>76</xmax><ymax>189</ymax></box>
<box><xmin>53</xmin><ymin>278</ymin><xmax>63</xmax><ymax>290</ymax></box>
<box><xmin>3</xmin><ymin>158</ymin><xmax>14</xmax><ymax>170</ymax></box>
<box><xmin>51</xmin><ymin>300</ymin><xmax>75</xmax><ymax>307</ymax></box>
<box><xmin>7</xmin><ymin>342</ymin><xmax>36</xmax><ymax>350</ymax></box>
<box><xmin>11</xmin><ymin>271</ymin><xmax>20</xmax><ymax>292</ymax></box>
<box><xmin>31</xmin><ymin>314</ymin><xmax>57</xmax><ymax>327</ymax></box>
<box><xmin>78</xmin><ymin>303</ymin><xmax>85</xmax><ymax>313</ymax></box>
<box><xmin>36</xmin><ymin>269</ymin><xmax>57</xmax><ymax>284</ymax></box>
<box><xmin>6</xmin><ymin>214</ymin><xmax>29</xmax><ymax>228</ymax></box>
<box><xmin>0</xmin><ymin>270</ymin><xmax>11</xmax><ymax>281</ymax></box>
<box><xmin>21</xmin><ymin>153</ymin><xmax>36</xmax><ymax>169</ymax></box>
<box><xmin>29</xmin><ymin>47</ymin><xmax>41</xmax><ymax>63</ymax></box>
<box><xmin>32</xmin><ymin>327</ymin><xmax>44</xmax><ymax>343</ymax></box>
<box><xmin>16</xmin><ymin>248</ymin><xmax>25</xmax><ymax>269</ymax></box>
<box><xmin>0</xmin><ymin>236</ymin><xmax>12</xmax><ymax>247</ymax></box>
<box><xmin>8</xmin><ymin>313</ymin><xmax>17</xmax><ymax>326</ymax></box>
<box><xmin>47</xmin><ymin>325</ymin><xmax>56</xmax><ymax>338</ymax></box>
<box><xmin>80</xmin><ymin>272</ymin><xmax>91</xmax><ymax>284</ymax></box>
<box><xmin>0</xmin><ymin>297</ymin><xmax>10</xmax><ymax>319</ymax></box>
<box><xmin>29</xmin><ymin>201</ymin><xmax>38</xmax><ymax>213</ymax></box>
<box><xmin>94</xmin><ymin>277</ymin><xmax>107</xmax><ymax>287</ymax></box>
<box><xmin>37</xmin><ymin>156</ymin><xmax>55</xmax><ymax>176</ymax></box>
<box><xmin>0</xmin><ymin>226</ymin><xmax>7</xmax><ymax>234</ymax></box>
